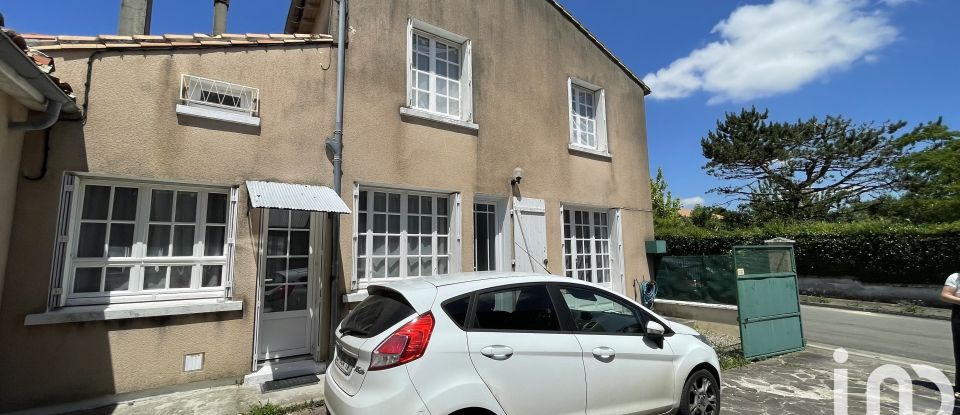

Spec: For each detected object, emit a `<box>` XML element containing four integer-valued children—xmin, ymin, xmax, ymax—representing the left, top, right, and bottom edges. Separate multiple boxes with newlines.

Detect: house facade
<box><xmin>0</xmin><ymin>0</ymin><xmax>655</xmax><ymax>411</ymax></box>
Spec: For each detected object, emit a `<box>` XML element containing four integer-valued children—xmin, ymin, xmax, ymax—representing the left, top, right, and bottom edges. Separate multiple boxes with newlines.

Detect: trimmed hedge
<box><xmin>656</xmin><ymin>221</ymin><xmax>960</xmax><ymax>285</ymax></box>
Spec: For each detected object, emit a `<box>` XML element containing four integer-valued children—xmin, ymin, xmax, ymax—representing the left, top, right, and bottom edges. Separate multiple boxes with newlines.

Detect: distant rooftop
<box><xmin>21</xmin><ymin>33</ymin><xmax>333</xmax><ymax>51</ymax></box>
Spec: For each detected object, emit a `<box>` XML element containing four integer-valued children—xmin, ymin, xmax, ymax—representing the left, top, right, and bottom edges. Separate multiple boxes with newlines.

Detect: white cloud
<box><xmin>681</xmin><ymin>196</ymin><xmax>706</xmax><ymax>209</ymax></box>
<box><xmin>642</xmin><ymin>0</ymin><xmax>899</xmax><ymax>103</ymax></box>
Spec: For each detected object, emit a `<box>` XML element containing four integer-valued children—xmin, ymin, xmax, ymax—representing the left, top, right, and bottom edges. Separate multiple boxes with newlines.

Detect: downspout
<box><xmin>9</xmin><ymin>100</ymin><xmax>62</xmax><ymax>130</ymax></box>
<box><xmin>325</xmin><ymin>0</ymin><xmax>347</xmax><ymax>362</ymax></box>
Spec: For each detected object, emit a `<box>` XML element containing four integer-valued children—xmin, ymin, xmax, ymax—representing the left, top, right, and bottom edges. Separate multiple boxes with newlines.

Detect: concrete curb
<box><xmin>800</xmin><ymin>298</ymin><xmax>950</xmax><ymax>321</ymax></box>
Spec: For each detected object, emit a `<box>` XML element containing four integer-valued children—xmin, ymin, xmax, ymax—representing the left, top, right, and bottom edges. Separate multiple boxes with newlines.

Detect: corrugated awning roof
<box><xmin>246</xmin><ymin>180</ymin><xmax>350</xmax><ymax>214</ymax></box>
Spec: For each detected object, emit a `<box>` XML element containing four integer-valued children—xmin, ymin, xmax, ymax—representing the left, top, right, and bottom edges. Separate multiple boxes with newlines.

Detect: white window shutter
<box><xmin>406</xmin><ymin>18</ymin><xmax>415</xmax><ymax>107</ymax></box>
<box><xmin>351</xmin><ymin>184</ymin><xmax>361</xmax><ymax>289</ymax></box>
<box><xmin>598</xmin><ymin>89</ymin><xmax>609</xmax><ymax>154</ymax></box>
<box><xmin>223</xmin><ymin>187</ymin><xmax>240</xmax><ymax>298</ymax></box>
<box><xmin>463</xmin><ymin>40</ymin><xmax>474</xmax><ymax>122</ymax></box>
<box><xmin>450</xmin><ymin>193</ymin><xmax>462</xmax><ymax>272</ymax></box>
<box><xmin>609</xmin><ymin>208</ymin><xmax>625</xmax><ymax>294</ymax></box>
<box><xmin>47</xmin><ymin>174</ymin><xmax>76</xmax><ymax>310</ymax></box>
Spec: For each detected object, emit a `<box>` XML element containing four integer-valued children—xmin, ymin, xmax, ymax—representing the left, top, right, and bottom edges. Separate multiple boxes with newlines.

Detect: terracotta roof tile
<box><xmin>22</xmin><ymin>33</ymin><xmax>334</xmax><ymax>51</ymax></box>
<box><xmin>98</xmin><ymin>35</ymin><xmax>133</xmax><ymax>41</ymax></box>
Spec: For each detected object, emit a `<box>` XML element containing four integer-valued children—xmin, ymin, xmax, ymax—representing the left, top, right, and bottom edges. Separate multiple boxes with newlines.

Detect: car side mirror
<box><xmin>645</xmin><ymin>321</ymin><xmax>665</xmax><ymax>338</ymax></box>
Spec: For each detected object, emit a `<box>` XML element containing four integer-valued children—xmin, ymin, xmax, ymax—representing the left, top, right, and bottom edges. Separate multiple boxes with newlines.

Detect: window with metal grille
<box><xmin>181</xmin><ymin>74</ymin><xmax>259</xmax><ymax>116</ymax></box>
<box><xmin>562</xmin><ymin>209</ymin><xmax>612</xmax><ymax>285</ymax></box>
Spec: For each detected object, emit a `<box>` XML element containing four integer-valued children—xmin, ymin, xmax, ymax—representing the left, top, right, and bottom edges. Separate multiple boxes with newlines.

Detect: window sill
<box><xmin>400</xmin><ymin>106</ymin><xmax>479</xmax><ymax>133</ymax></box>
<box><xmin>343</xmin><ymin>291</ymin><xmax>369</xmax><ymax>303</ymax></box>
<box><xmin>176</xmin><ymin>104</ymin><xmax>261</xmax><ymax>127</ymax></box>
<box><xmin>568</xmin><ymin>144</ymin><xmax>611</xmax><ymax>160</ymax></box>
<box><xmin>24</xmin><ymin>298</ymin><xmax>244</xmax><ymax>326</ymax></box>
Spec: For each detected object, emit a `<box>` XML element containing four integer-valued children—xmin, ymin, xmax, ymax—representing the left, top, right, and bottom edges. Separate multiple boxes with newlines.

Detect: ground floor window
<box><xmin>354</xmin><ymin>187</ymin><xmax>457</xmax><ymax>283</ymax></box>
<box><xmin>55</xmin><ymin>176</ymin><xmax>237</xmax><ymax>306</ymax></box>
<box><xmin>562</xmin><ymin>208</ymin><xmax>612</xmax><ymax>285</ymax></box>
<box><xmin>473</xmin><ymin>201</ymin><xmax>499</xmax><ymax>271</ymax></box>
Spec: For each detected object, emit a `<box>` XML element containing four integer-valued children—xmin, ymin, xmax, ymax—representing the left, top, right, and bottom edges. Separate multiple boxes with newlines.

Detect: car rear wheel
<box><xmin>679</xmin><ymin>369</ymin><xmax>720</xmax><ymax>415</ymax></box>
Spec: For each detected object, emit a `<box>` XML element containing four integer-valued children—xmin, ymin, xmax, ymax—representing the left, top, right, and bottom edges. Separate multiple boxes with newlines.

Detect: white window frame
<box><xmin>352</xmin><ymin>185</ymin><xmax>462</xmax><ymax>287</ymax></box>
<box><xmin>473</xmin><ymin>196</ymin><xmax>510</xmax><ymax>272</ymax></box>
<box><xmin>567</xmin><ymin>77</ymin><xmax>609</xmax><ymax>156</ymax></box>
<box><xmin>561</xmin><ymin>204</ymin><xmax>616</xmax><ymax>289</ymax></box>
<box><xmin>405</xmin><ymin>18</ymin><xmax>474</xmax><ymax>125</ymax></box>
<box><xmin>58</xmin><ymin>176</ymin><xmax>238</xmax><ymax>306</ymax></box>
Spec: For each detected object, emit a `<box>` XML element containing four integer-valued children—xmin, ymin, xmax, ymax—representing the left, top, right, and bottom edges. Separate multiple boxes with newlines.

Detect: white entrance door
<box><xmin>258</xmin><ymin>209</ymin><xmax>319</xmax><ymax>360</ymax></box>
<box><xmin>512</xmin><ymin>197</ymin><xmax>548</xmax><ymax>273</ymax></box>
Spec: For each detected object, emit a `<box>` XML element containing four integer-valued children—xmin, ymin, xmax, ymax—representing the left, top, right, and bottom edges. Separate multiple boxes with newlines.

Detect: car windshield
<box><xmin>339</xmin><ymin>289</ymin><xmax>415</xmax><ymax>338</ymax></box>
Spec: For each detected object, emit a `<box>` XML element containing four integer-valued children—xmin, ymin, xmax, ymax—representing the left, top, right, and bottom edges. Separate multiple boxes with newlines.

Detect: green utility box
<box><xmin>645</xmin><ymin>240</ymin><xmax>667</xmax><ymax>254</ymax></box>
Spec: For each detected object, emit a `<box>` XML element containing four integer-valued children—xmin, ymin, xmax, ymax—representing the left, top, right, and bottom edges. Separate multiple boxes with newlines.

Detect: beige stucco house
<box><xmin>0</xmin><ymin>0</ymin><xmax>655</xmax><ymax>411</ymax></box>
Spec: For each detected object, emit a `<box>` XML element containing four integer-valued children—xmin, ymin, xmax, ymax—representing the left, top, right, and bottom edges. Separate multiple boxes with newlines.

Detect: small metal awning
<box><xmin>245</xmin><ymin>180</ymin><xmax>350</xmax><ymax>214</ymax></box>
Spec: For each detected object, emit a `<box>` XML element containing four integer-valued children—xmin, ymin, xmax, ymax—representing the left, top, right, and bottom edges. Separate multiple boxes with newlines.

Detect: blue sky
<box><xmin>3</xmin><ymin>1</ymin><xmax>957</xmax><ymax>208</ymax></box>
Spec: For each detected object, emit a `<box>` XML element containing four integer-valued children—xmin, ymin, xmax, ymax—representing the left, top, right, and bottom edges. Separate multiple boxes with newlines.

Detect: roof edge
<box><xmin>545</xmin><ymin>0</ymin><xmax>651</xmax><ymax>96</ymax></box>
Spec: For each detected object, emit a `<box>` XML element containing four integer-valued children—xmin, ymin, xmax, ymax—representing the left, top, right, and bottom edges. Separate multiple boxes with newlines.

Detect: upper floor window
<box><xmin>55</xmin><ymin>176</ymin><xmax>238</xmax><ymax>306</ymax></box>
<box><xmin>567</xmin><ymin>78</ymin><xmax>609</xmax><ymax>156</ymax></box>
<box><xmin>405</xmin><ymin>19</ymin><xmax>474</xmax><ymax>124</ymax></box>
<box><xmin>176</xmin><ymin>74</ymin><xmax>261</xmax><ymax>127</ymax></box>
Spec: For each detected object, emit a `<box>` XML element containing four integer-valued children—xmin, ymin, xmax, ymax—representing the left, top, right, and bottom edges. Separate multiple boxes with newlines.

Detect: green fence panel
<box><xmin>655</xmin><ymin>255</ymin><xmax>737</xmax><ymax>305</ymax></box>
<box><xmin>734</xmin><ymin>246</ymin><xmax>805</xmax><ymax>359</ymax></box>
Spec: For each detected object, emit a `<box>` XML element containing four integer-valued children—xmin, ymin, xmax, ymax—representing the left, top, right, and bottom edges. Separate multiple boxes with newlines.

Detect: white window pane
<box><xmin>449</xmin><ymin>64</ymin><xmax>460</xmax><ymax>80</ymax></box>
<box><xmin>450</xmin><ymin>100</ymin><xmax>460</xmax><ymax>117</ymax></box>
<box><xmin>291</xmin><ymin>211</ymin><xmax>310</xmax><ymax>228</ymax></box>
<box><xmin>388</xmin><ymin>258</ymin><xmax>400</xmax><ymax>278</ymax></box>
<box><xmin>438</xmin><ymin>257</ymin><xmax>449</xmax><ymax>274</ymax></box>
<box><xmin>289</xmin><ymin>231</ymin><xmax>309</xmax><ymax>255</ymax></box>
<box><xmin>204</xmin><ymin>226</ymin><xmax>225</xmax><ymax>256</ymax></box>
<box><xmin>374</xmin><ymin>192</ymin><xmax>387</xmax><ymax>211</ymax></box>
<box><xmin>150</xmin><ymin>190</ymin><xmax>173</xmax><ymax>222</ymax></box>
<box><xmin>108</xmin><ymin>223</ymin><xmax>135</xmax><ymax>257</ymax></box>
<box><xmin>144</xmin><ymin>266</ymin><xmax>168</xmax><ymax>289</ymax></box>
<box><xmin>170</xmin><ymin>266</ymin><xmax>191</xmax><ymax>288</ymax></box>
<box><xmin>289</xmin><ymin>258</ymin><xmax>308</xmax><ymax>283</ymax></box>
<box><xmin>265</xmin><ymin>258</ymin><xmax>286</xmax><ymax>284</ymax></box>
<box><xmin>422</xmin><ymin>196</ymin><xmax>433</xmax><ymax>213</ymax></box>
<box><xmin>416</xmin><ymin>35</ymin><xmax>429</xmax><ymax>53</ymax></box>
<box><xmin>449</xmin><ymin>82</ymin><xmax>460</xmax><ymax>99</ymax></box>
<box><xmin>201</xmin><ymin>266</ymin><xmax>222</xmax><ymax>287</ymax></box>
<box><xmin>172</xmin><ymin>225</ymin><xmax>195</xmax><ymax>256</ymax></box>
<box><xmin>417</xmin><ymin>54</ymin><xmax>430</xmax><ymax>71</ymax></box>
<box><xmin>175</xmin><ymin>192</ymin><xmax>197</xmax><ymax>222</ymax></box>
<box><xmin>81</xmin><ymin>186</ymin><xmax>110</xmax><ymax>220</ymax></box>
<box><xmin>372</xmin><ymin>258</ymin><xmax>386</xmax><ymax>278</ymax></box>
<box><xmin>407</xmin><ymin>258</ymin><xmax>419</xmax><ymax>276</ymax></box>
<box><xmin>388</xmin><ymin>236</ymin><xmax>400</xmax><ymax>255</ymax></box>
<box><xmin>269</xmin><ymin>209</ymin><xmax>289</xmax><ymax>227</ymax></box>
<box><xmin>73</xmin><ymin>268</ymin><xmax>102</xmax><ymax>293</ymax></box>
<box><xmin>438</xmin><ymin>236</ymin><xmax>448</xmax><ymax>254</ymax></box>
<box><xmin>417</xmin><ymin>91</ymin><xmax>430</xmax><ymax>109</ymax></box>
<box><xmin>146</xmin><ymin>225</ymin><xmax>170</xmax><ymax>257</ymax></box>
<box><xmin>104</xmin><ymin>267</ymin><xmax>130</xmax><ymax>291</ymax></box>
<box><xmin>437</xmin><ymin>61</ymin><xmax>447</xmax><ymax>77</ymax></box>
<box><xmin>206</xmin><ymin>193</ymin><xmax>228</xmax><ymax>224</ymax></box>
<box><xmin>437</xmin><ymin>79</ymin><xmax>447</xmax><ymax>96</ymax></box>
<box><xmin>373</xmin><ymin>236</ymin><xmax>386</xmax><ymax>255</ymax></box>
<box><xmin>421</xmin><ymin>237</ymin><xmax>432</xmax><ymax>254</ymax></box>
<box><xmin>436</xmin><ymin>42</ymin><xmax>447</xmax><ymax>60</ymax></box>
<box><xmin>418</xmin><ymin>72</ymin><xmax>430</xmax><ymax>90</ymax></box>
<box><xmin>407</xmin><ymin>216</ymin><xmax>419</xmax><ymax>234</ymax></box>
<box><xmin>449</xmin><ymin>47</ymin><xmax>459</xmax><ymax>62</ymax></box>
<box><xmin>421</xmin><ymin>257</ymin><xmax>432</xmax><ymax>276</ymax></box>
<box><xmin>437</xmin><ymin>96</ymin><xmax>448</xmax><ymax>114</ymax></box>
<box><xmin>288</xmin><ymin>285</ymin><xmax>308</xmax><ymax>310</ymax></box>
<box><xmin>111</xmin><ymin>187</ymin><xmax>138</xmax><ymax>221</ymax></box>
<box><xmin>267</xmin><ymin>230</ymin><xmax>287</xmax><ymax>256</ymax></box>
<box><xmin>374</xmin><ymin>214</ymin><xmax>387</xmax><ymax>233</ymax></box>
<box><xmin>407</xmin><ymin>237</ymin><xmax>419</xmax><ymax>255</ymax></box>
<box><xmin>77</xmin><ymin>223</ymin><xmax>107</xmax><ymax>257</ymax></box>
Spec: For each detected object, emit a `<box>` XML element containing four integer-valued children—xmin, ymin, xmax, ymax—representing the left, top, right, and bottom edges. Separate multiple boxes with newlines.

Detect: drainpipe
<box><xmin>325</xmin><ymin>0</ymin><xmax>347</xmax><ymax>362</ymax></box>
<box><xmin>213</xmin><ymin>0</ymin><xmax>230</xmax><ymax>36</ymax></box>
<box><xmin>9</xmin><ymin>100</ymin><xmax>62</xmax><ymax>130</ymax></box>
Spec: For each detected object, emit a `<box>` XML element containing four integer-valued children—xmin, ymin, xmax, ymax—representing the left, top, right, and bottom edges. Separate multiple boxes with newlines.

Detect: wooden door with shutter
<box><xmin>512</xmin><ymin>198</ymin><xmax>548</xmax><ymax>273</ymax></box>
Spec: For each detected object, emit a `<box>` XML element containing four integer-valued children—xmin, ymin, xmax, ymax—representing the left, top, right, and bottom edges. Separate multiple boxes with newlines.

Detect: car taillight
<box><xmin>369</xmin><ymin>312</ymin><xmax>435</xmax><ymax>371</ymax></box>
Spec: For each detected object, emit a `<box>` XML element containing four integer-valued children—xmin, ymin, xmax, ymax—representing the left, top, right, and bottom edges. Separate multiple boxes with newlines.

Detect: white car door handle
<box><xmin>592</xmin><ymin>347</ymin><xmax>616</xmax><ymax>361</ymax></box>
<box><xmin>481</xmin><ymin>345</ymin><xmax>514</xmax><ymax>361</ymax></box>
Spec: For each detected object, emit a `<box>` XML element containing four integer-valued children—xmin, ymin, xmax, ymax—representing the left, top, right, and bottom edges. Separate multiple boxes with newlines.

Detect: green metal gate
<box><xmin>734</xmin><ymin>245</ymin><xmax>805</xmax><ymax>359</ymax></box>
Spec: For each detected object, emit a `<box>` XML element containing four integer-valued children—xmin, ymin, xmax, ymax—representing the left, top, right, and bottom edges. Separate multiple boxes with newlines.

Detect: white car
<box><xmin>324</xmin><ymin>272</ymin><xmax>721</xmax><ymax>415</ymax></box>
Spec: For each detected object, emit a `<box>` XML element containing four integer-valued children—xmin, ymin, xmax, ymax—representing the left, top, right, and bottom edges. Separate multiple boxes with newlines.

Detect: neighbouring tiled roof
<box><xmin>20</xmin><ymin>33</ymin><xmax>333</xmax><ymax>51</ymax></box>
<box><xmin>2</xmin><ymin>28</ymin><xmax>76</xmax><ymax>101</ymax></box>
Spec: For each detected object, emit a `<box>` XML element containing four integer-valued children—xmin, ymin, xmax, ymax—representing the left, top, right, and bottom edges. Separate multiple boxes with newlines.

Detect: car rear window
<box><xmin>339</xmin><ymin>289</ymin><xmax>415</xmax><ymax>338</ymax></box>
<box><xmin>442</xmin><ymin>296</ymin><xmax>471</xmax><ymax>329</ymax></box>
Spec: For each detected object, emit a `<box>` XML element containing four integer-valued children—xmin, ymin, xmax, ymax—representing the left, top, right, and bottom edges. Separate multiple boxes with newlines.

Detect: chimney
<box><xmin>118</xmin><ymin>0</ymin><xmax>153</xmax><ymax>36</ymax></box>
<box><xmin>213</xmin><ymin>0</ymin><xmax>230</xmax><ymax>36</ymax></box>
